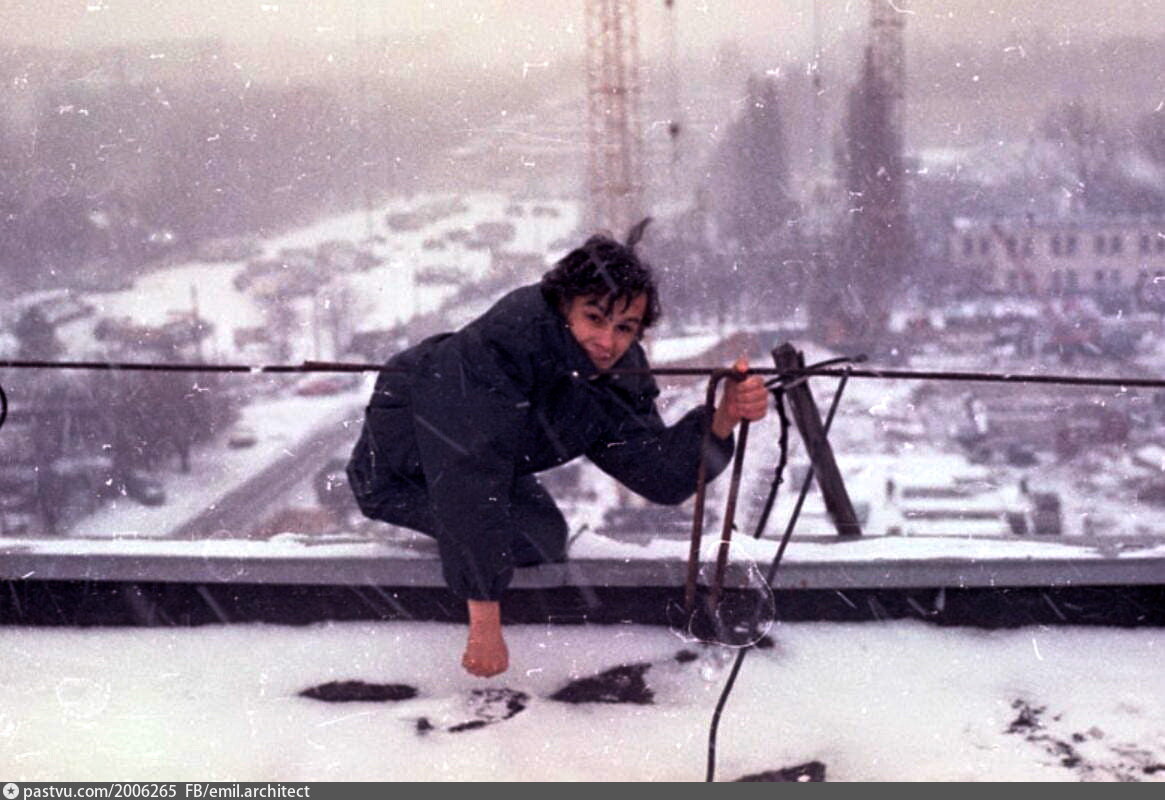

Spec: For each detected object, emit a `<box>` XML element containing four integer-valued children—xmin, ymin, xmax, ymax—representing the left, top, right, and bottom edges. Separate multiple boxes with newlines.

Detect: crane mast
<box><xmin>584</xmin><ymin>0</ymin><xmax>645</xmax><ymax>236</ymax></box>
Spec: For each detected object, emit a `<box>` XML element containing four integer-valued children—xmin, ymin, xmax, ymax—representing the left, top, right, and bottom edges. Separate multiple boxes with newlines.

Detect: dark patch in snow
<box><xmin>446</xmin><ymin>687</ymin><xmax>528</xmax><ymax>733</ymax></box>
<box><xmin>1006</xmin><ymin>700</ymin><xmax>1084</xmax><ymax>768</ymax></box>
<box><xmin>549</xmin><ymin>663</ymin><xmax>653</xmax><ymax>705</ymax></box>
<box><xmin>1005</xmin><ymin>698</ymin><xmax>1161</xmax><ymax>780</ymax></box>
<box><xmin>299</xmin><ymin>680</ymin><xmax>417</xmax><ymax>703</ymax></box>
<box><xmin>754</xmin><ymin>634</ymin><xmax>775</xmax><ymax>650</ymax></box>
<box><xmin>1007</xmin><ymin>699</ymin><xmax>1046</xmax><ymax>733</ymax></box>
<box><xmin>735</xmin><ymin>761</ymin><xmax>826</xmax><ymax>782</ymax></box>
<box><xmin>674</xmin><ymin>649</ymin><xmax>699</xmax><ymax>663</ymax></box>
<box><xmin>415</xmin><ymin>717</ymin><xmax>434</xmax><ymax>735</ymax></box>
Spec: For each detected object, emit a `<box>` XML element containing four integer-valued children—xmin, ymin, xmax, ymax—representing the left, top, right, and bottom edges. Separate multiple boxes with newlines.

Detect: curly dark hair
<box><xmin>539</xmin><ymin>218</ymin><xmax>661</xmax><ymax>333</ymax></box>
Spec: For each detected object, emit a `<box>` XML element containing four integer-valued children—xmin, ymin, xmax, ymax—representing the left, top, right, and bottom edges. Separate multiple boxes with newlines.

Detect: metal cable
<box><xmin>2</xmin><ymin>356</ymin><xmax>1164</xmax><ymax>389</ymax></box>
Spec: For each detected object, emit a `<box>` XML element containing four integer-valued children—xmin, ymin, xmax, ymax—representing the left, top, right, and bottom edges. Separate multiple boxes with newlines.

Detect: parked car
<box><xmin>1006</xmin><ymin>443</ymin><xmax>1039</xmax><ymax>467</ymax></box>
<box><xmin>0</xmin><ymin>466</ymin><xmax>37</xmax><ymax>512</ymax></box>
<box><xmin>124</xmin><ymin>471</ymin><xmax>166</xmax><ymax>507</ymax></box>
<box><xmin>227</xmin><ymin>425</ymin><xmax>259</xmax><ymax>449</ymax></box>
<box><xmin>51</xmin><ymin>456</ymin><xmax>115</xmax><ymax>492</ymax></box>
<box><xmin>0</xmin><ymin>511</ymin><xmax>33</xmax><ymax>536</ymax></box>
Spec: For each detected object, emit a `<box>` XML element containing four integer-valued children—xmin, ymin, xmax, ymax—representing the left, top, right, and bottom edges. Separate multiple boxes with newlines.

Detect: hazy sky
<box><xmin>4</xmin><ymin>0</ymin><xmax>1163</xmax><ymax>63</ymax></box>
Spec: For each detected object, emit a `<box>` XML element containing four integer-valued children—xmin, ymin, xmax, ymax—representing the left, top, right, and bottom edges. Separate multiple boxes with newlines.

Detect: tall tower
<box><xmin>868</xmin><ymin>0</ymin><xmax>906</xmax><ymax>142</ymax></box>
<box><xmin>584</xmin><ymin>0</ymin><xmax>645</xmax><ymax>236</ymax></box>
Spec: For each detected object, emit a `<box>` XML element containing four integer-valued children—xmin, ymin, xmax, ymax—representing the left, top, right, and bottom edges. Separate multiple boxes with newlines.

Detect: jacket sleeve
<box><xmin>586</xmin><ymin>395</ymin><xmax>735</xmax><ymax>506</ymax></box>
<box><xmin>408</xmin><ymin>325</ymin><xmax>534</xmax><ymax>601</ymax></box>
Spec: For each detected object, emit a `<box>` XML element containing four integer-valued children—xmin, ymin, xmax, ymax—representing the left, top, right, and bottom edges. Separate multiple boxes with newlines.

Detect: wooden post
<box><xmin>772</xmin><ymin>343</ymin><xmax>862</xmax><ymax>537</ymax></box>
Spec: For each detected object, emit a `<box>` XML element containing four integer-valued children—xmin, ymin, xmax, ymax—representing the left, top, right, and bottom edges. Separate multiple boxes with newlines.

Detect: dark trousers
<box><xmin>357</xmin><ymin>472</ymin><xmax>568</xmax><ymax>566</ymax></box>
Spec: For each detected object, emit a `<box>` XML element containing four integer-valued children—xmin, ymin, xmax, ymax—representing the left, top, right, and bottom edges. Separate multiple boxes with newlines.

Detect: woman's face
<box><xmin>563</xmin><ymin>293</ymin><xmax>647</xmax><ymax>370</ymax></box>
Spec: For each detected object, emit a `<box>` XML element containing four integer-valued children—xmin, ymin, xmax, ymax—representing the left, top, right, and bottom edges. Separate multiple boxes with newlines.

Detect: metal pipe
<box><xmin>683</xmin><ymin>369</ymin><xmax>731</xmax><ymax>614</ymax></box>
<box><xmin>708</xmin><ymin>419</ymin><xmax>749</xmax><ymax>611</ymax></box>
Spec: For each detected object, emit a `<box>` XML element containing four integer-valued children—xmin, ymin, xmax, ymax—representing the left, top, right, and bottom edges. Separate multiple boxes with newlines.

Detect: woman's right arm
<box><xmin>463</xmin><ymin>599</ymin><xmax>509</xmax><ymax>677</ymax></box>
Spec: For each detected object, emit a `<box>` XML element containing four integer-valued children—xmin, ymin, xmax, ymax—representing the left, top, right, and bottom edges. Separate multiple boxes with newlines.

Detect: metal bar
<box><xmin>708</xmin><ymin>419</ymin><xmax>749</xmax><ymax>610</ymax></box>
<box><xmin>683</xmin><ymin>369</ymin><xmax>730</xmax><ymax>614</ymax></box>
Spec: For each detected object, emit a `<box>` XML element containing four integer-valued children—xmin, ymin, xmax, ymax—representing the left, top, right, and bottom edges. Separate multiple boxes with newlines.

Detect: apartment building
<box><xmin>949</xmin><ymin>215</ymin><xmax>1165</xmax><ymax>299</ymax></box>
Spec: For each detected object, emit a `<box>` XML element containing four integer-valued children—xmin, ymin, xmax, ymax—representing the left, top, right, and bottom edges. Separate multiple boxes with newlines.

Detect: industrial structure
<box><xmin>584</xmin><ymin>0</ymin><xmax>646</xmax><ymax>235</ymax></box>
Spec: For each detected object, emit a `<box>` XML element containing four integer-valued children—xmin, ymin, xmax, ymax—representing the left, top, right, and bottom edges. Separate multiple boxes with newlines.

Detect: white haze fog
<box><xmin>7</xmin><ymin>1</ymin><xmax>1164</xmax><ymax>58</ymax></box>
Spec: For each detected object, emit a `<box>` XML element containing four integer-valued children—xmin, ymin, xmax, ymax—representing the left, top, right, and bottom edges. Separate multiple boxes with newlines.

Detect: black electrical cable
<box><xmin>705</xmin><ymin>366</ymin><xmax>853</xmax><ymax>783</ymax></box>
<box><xmin>747</xmin><ymin>385</ymin><xmax>789</xmax><ymax>542</ymax></box>
<box><xmin>0</xmin><ymin>382</ymin><xmax>7</xmax><ymax>434</ymax></box>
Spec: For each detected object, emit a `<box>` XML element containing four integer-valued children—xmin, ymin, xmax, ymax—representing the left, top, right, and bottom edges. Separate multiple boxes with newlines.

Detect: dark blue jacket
<box><xmin>347</xmin><ymin>284</ymin><xmax>734</xmax><ymax>599</ymax></box>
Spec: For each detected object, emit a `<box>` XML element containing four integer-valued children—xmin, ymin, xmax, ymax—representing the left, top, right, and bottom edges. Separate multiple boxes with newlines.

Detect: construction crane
<box><xmin>584</xmin><ymin>0</ymin><xmax>645</xmax><ymax>235</ymax></box>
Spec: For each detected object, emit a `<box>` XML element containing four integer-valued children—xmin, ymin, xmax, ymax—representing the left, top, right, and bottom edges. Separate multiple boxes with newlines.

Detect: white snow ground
<box><xmin>0</xmin><ymin>620</ymin><xmax>1160</xmax><ymax>781</ymax></box>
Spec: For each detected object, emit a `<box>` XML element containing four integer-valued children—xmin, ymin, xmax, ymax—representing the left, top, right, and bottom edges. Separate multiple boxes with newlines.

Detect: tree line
<box><xmin>648</xmin><ymin>43</ymin><xmax>1165</xmax><ymax>349</ymax></box>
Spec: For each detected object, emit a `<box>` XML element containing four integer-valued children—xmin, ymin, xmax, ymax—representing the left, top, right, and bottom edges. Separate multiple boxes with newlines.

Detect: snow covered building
<box><xmin>949</xmin><ymin>214</ymin><xmax>1165</xmax><ymax>299</ymax></box>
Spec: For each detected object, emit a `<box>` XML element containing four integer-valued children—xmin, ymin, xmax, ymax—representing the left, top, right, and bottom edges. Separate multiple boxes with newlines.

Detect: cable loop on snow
<box><xmin>705</xmin><ymin>364</ymin><xmax>854</xmax><ymax>783</ymax></box>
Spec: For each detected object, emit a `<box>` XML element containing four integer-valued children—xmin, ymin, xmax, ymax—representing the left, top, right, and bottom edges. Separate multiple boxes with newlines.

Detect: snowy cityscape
<box><xmin>0</xmin><ymin>0</ymin><xmax>1163</xmax><ymax>783</ymax></box>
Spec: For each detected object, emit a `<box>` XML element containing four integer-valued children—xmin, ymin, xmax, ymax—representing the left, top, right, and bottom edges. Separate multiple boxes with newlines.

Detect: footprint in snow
<box><xmin>300</xmin><ymin>653</ymin><xmax>711</xmax><ymax>735</ymax></box>
<box><xmin>415</xmin><ymin>687</ymin><xmax>530</xmax><ymax>734</ymax></box>
<box><xmin>549</xmin><ymin>663</ymin><xmax>654</xmax><ymax>705</ymax></box>
<box><xmin>299</xmin><ymin>680</ymin><xmax>418</xmax><ymax>702</ymax></box>
<box><xmin>299</xmin><ymin>679</ymin><xmax>529</xmax><ymax>734</ymax></box>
